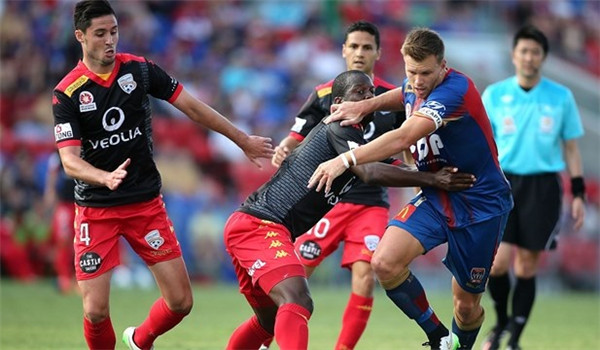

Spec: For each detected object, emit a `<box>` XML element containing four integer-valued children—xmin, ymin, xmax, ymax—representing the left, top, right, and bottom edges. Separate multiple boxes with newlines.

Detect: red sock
<box><xmin>133</xmin><ymin>298</ymin><xmax>189</xmax><ymax>349</ymax></box>
<box><xmin>335</xmin><ymin>293</ymin><xmax>373</xmax><ymax>350</ymax></box>
<box><xmin>274</xmin><ymin>303</ymin><xmax>311</xmax><ymax>350</ymax></box>
<box><xmin>83</xmin><ymin>316</ymin><xmax>115</xmax><ymax>350</ymax></box>
<box><xmin>226</xmin><ymin>315</ymin><xmax>273</xmax><ymax>350</ymax></box>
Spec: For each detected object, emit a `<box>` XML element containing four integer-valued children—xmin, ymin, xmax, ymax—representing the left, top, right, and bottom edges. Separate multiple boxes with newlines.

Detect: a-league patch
<box><xmin>394</xmin><ymin>204</ymin><xmax>417</xmax><ymax>223</ymax></box>
<box><xmin>298</xmin><ymin>240</ymin><xmax>322</xmax><ymax>260</ymax></box>
<box><xmin>54</xmin><ymin>123</ymin><xmax>73</xmax><ymax>141</ymax></box>
<box><xmin>145</xmin><ymin>229</ymin><xmax>165</xmax><ymax>250</ymax></box>
<box><xmin>364</xmin><ymin>235</ymin><xmax>380</xmax><ymax>252</ymax></box>
<box><xmin>79</xmin><ymin>251</ymin><xmax>102</xmax><ymax>274</ymax></box>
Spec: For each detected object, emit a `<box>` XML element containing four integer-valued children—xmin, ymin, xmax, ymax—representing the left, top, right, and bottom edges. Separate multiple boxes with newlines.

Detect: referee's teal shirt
<box><xmin>482</xmin><ymin>76</ymin><xmax>584</xmax><ymax>175</ymax></box>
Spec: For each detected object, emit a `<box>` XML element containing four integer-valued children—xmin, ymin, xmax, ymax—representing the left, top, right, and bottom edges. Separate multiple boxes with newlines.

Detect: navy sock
<box><xmin>452</xmin><ymin>317</ymin><xmax>480</xmax><ymax>349</ymax></box>
<box><xmin>385</xmin><ymin>272</ymin><xmax>445</xmax><ymax>338</ymax></box>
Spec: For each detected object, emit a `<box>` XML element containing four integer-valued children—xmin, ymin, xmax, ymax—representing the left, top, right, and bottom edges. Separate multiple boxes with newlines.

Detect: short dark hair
<box><xmin>345</xmin><ymin>21</ymin><xmax>380</xmax><ymax>49</ymax></box>
<box><xmin>401</xmin><ymin>27</ymin><xmax>445</xmax><ymax>63</ymax></box>
<box><xmin>513</xmin><ymin>25</ymin><xmax>549</xmax><ymax>56</ymax></box>
<box><xmin>332</xmin><ymin>70</ymin><xmax>369</xmax><ymax>100</ymax></box>
<box><xmin>74</xmin><ymin>0</ymin><xmax>115</xmax><ymax>32</ymax></box>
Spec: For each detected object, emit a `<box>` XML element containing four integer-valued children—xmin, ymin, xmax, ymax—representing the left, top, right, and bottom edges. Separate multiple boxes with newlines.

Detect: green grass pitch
<box><xmin>1</xmin><ymin>279</ymin><xmax>598</xmax><ymax>349</ymax></box>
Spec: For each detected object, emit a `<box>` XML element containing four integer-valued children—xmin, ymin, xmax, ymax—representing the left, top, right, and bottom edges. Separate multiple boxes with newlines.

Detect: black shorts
<box><xmin>503</xmin><ymin>173</ymin><xmax>562</xmax><ymax>251</ymax></box>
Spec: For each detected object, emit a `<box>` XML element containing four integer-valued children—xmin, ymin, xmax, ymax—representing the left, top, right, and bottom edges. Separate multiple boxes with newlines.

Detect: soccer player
<box><xmin>225</xmin><ymin>70</ymin><xmax>476</xmax><ymax>350</ymax></box>
<box><xmin>480</xmin><ymin>25</ymin><xmax>585</xmax><ymax>350</ymax></box>
<box><xmin>308</xmin><ymin>28</ymin><xmax>514</xmax><ymax>350</ymax></box>
<box><xmin>52</xmin><ymin>1</ymin><xmax>274</xmax><ymax>349</ymax></box>
<box><xmin>43</xmin><ymin>152</ymin><xmax>77</xmax><ymax>294</ymax></box>
<box><xmin>270</xmin><ymin>21</ymin><xmax>405</xmax><ymax>350</ymax></box>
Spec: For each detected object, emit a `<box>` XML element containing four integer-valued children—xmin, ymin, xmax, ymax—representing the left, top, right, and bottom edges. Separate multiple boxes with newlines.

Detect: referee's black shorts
<box><xmin>503</xmin><ymin>172</ymin><xmax>562</xmax><ymax>251</ymax></box>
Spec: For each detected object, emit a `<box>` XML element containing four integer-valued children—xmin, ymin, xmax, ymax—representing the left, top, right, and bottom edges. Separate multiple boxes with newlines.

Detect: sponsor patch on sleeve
<box><xmin>54</xmin><ymin>123</ymin><xmax>74</xmax><ymax>141</ymax></box>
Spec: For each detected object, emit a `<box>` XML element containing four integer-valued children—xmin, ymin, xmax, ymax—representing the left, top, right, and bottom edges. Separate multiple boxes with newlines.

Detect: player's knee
<box><xmin>371</xmin><ymin>255</ymin><xmax>403</xmax><ymax>282</ymax></box>
<box><xmin>84</xmin><ymin>308</ymin><xmax>110</xmax><ymax>324</ymax></box>
<box><xmin>454</xmin><ymin>299</ymin><xmax>482</xmax><ymax>326</ymax></box>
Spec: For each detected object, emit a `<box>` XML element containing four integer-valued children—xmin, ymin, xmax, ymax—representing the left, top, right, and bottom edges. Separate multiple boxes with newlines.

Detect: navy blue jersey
<box><xmin>52</xmin><ymin>53</ymin><xmax>182</xmax><ymax>207</ymax></box>
<box><xmin>402</xmin><ymin>69</ymin><xmax>513</xmax><ymax>227</ymax></box>
<box><xmin>288</xmin><ymin>76</ymin><xmax>404</xmax><ymax>208</ymax></box>
<box><xmin>239</xmin><ymin>121</ymin><xmax>366</xmax><ymax>238</ymax></box>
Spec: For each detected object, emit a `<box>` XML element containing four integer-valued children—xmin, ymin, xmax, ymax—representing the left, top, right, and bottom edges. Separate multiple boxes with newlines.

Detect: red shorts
<box><xmin>51</xmin><ymin>201</ymin><xmax>75</xmax><ymax>242</ymax></box>
<box><xmin>73</xmin><ymin>196</ymin><xmax>181</xmax><ymax>280</ymax></box>
<box><xmin>294</xmin><ymin>203</ymin><xmax>388</xmax><ymax>269</ymax></box>
<box><xmin>224</xmin><ymin>212</ymin><xmax>305</xmax><ymax>307</ymax></box>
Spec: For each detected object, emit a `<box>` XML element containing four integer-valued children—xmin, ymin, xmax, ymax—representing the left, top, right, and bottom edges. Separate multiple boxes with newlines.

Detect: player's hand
<box><xmin>432</xmin><ymin>167</ymin><xmax>476</xmax><ymax>191</ymax></box>
<box><xmin>325</xmin><ymin>101</ymin><xmax>364</xmax><ymax>126</ymax></box>
<box><xmin>241</xmin><ymin>135</ymin><xmax>274</xmax><ymax>169</ymax></box>
<box><xmin>271</xmin><ymin>145</ymin><xmax>290</xmax><ymax>168</ymax></box>
<box><xmin>571</xmin><ymin>196</ymin><xmax>585</xmax><ymax>231</ymax></box>
<box><xmin>105</xmin><ymin>158</ymin><xmax>130</xmax><ymax>190</ymax></box>
<box><xmin>308</xmin><ymin>156</ymin><xmax>347</xmax><ymax>193</ymax></box>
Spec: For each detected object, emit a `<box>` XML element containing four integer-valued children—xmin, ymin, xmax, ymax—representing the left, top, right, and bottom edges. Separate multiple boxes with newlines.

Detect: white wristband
<box><xmin>339</xmin><ymin>154</ymin><xmax>350</xmax><ymax>169</ymax></box>
<box><xmin>348</xmin><ymin>149</ymin><xmax>357</xmax><ymax>166</ymax></box>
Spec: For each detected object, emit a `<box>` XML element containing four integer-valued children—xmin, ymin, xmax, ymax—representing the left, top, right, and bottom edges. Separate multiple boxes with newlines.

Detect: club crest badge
<box><xmin>145</xmin><ymin>230</ymin><xmax>164</xmax><ymax>250</ymax></box>
<box><xmin>364</xmin><ymin>235</ymin><xmax>380</xmax><ymax>251</ymax></box>
<box><xmin>118</xmin><ymin>73</ymin><xmax>137</xmax><ymax>94</ymax></box>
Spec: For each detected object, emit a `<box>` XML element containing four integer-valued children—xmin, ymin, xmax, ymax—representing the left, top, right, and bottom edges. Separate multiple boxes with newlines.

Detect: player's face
<box><xmin>76</xmin><ymin>14</ymin><xmax>119</xmax><ymax>72</ymax></box>
<box><xmin>342</xmin><ymin>31</ymin><xmax>381</xmax><ymax>76</ymax></box>
<box><xmin>512</xmin><ymin>38</ymin><xmax>545</xmax><ymax>80</ymax></box>
<box><xmin>404</xmin><ymin>54</ymin><xmax>446</xmax><ymax>99</ymax></box>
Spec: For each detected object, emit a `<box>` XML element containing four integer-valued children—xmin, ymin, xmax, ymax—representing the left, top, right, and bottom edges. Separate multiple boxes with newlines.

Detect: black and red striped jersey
<box><xmin>287</xmin><ymin>76</ymin><xmax>405</xmax><ymax>208</ymax></box>
<box><xmin>239</xmin><ymin>121</ymin><xmax>366</xmax><ymax>238</ymax></box>
<box><xmin>52</xmin><ymin>53</ymin><xmax>182</xmax><ymax>207</ymax></box>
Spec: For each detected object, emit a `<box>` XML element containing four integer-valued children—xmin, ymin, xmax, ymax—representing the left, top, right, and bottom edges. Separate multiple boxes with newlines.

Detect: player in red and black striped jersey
<box><xmin>226</xmin><ymin>70</ymin><xmax>475</xmax><ymax>350</ymax></box>
<box><xmin>52</xmin><ymin>1</ymin><xmax>273</xmax><ymax>349</ymax></box>
<box><xmin>270</xmin><ymin>21</ymin><xmax>406</xmax><ymax>350</ymax></box>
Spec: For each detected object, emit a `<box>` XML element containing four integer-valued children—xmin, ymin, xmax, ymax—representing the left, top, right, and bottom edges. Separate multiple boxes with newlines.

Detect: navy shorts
<box><xmin>389</xmin><ymin>194</ymin><xmax>509</xmax><ymax>293</ymax></box>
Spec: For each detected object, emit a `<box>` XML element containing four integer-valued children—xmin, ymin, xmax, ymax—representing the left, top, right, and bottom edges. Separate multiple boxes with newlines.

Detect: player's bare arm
<box><xmin>172</xmin><ymin>88</ymin><xmax>274</xmax><ymax>167</ymax></box>
<box><xmin>353</xmin><ymin>163</ymin><xmax>475</xmax><ymax>191</ymax></box>
<box><xmin>271</xmin><ymin>136</ymin><xmax>300</xmax><ymax>168</ymax></box>
<box><xmin>309</xmin><ymin>116</ymin><xmax>436</xmax><ymax>193</ymax></box>
<box><xmin>563</xmin><ymin>138</ymin><xmax>586</xmax><ymax>230</ymax></box>
<box><xmin>58</xmin><ymin>146</ymin><xmax>130</xmax><ymax>190</ymax></box>
<box><xmin>327</xmin><ymin>87</ymin><xmax>404</xmax><ymax>126</ymax></box>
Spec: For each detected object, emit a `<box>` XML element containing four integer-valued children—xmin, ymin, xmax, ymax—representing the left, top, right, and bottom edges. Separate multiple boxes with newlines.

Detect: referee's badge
<box><xmin>118</xmin><ymin>73</ymin><xmax>137</xmax><ymax>94</ymax></box>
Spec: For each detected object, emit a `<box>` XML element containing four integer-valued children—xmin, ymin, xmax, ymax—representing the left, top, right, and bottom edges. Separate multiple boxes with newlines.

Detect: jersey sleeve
<box><xmin>418</xmin><ymin>81</ymin><xmax>465</xmax><ymax>130</ymax></box>
<box><xmin>327</xmin><ymin>122</ymin><xmax>367</xmax><ymax>155</ymax></box>
<box><xmin>145</xmin><ymin>59</ymin><xmax>183</xmax><ymax>103</ymax></box>
<box><xmin>289</xmin><ymin>90</ymin><xmax>329</xmax><ymax>141</ymax></box>
<box><xmin>561</xmin><ymin>89</ymin><xmax>584</xmax><ymax>140</ymax></box>
<box><xmin>52</xmin><ymin>91</ymin><xmax>82</xmax><ymax>148</ymax></box>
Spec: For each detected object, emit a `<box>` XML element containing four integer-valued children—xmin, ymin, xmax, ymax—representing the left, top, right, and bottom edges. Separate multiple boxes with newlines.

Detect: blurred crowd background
<box><xmin>1</xmin><ymin>0</ymin><xmax>599</xmax><ymax>292</ymax></box>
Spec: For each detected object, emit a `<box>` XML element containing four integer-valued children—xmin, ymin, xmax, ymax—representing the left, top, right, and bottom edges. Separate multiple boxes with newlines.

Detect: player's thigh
<box><xmin>149</xmin><ymin>257</ymin><xmax>193</xmax><ymax>310</ymax></box>
<box><xmin>341</xmin><ymin>205</ymin><xmax>388</xmax><ymax>268</ymax></box>
<box><xmin>74</xmin><ymin>204</ymin><xmax>122</xmax><ymax>281</ymax></box>
<box><xmin>445</xmin><ymin>213</ymin><xmax>509</xmax><ymax>293</ymax></box>
<box><xmin>294</xmin><ymin>204</ymin><xmax>353</xmax><ymax>266</ymax></box>
<box><xmin>78</xmin><ymin>271</ymin><xmax>113</xmax><ymax>319</ymax></box>
<box><xmin>121</xmin><ymin>197</ymin><xmax>182</xmax><ymax>265</ymax></box>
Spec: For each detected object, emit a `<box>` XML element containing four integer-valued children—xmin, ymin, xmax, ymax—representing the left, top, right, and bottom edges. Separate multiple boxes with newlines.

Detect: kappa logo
<box><xmin>265</xmin><ymin>231</ymin><xmax>279</xmax><ymax>239</ymax></box>
<box><xmin>274</xmin><ymin>250</ymin><xmax>289</xmax><ymax>259</ymax></box>
<box><xmin>268</xmin><ymin>240</ymin><xmax>283</xmax><ymax>249</ymax></box>
<box><xmin>145</xmin><ymin>230</ymin><xmax>165</xmax><ymax>250</ymax></box>
<box><xmin>118</xmin><ymin>73</ymin><xmax>137</xmax><ymax>94</ymax></box>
